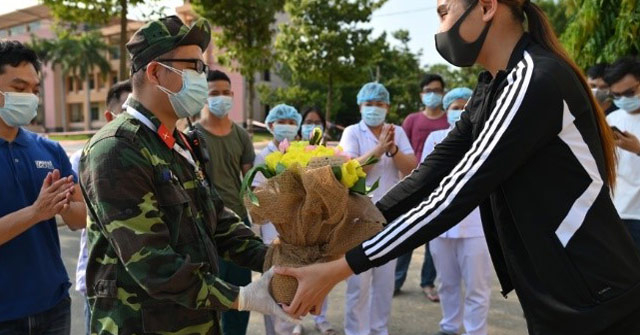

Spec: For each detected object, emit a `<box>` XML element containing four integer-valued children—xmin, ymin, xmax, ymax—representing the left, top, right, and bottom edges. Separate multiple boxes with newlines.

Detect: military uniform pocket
<box><xmin>156</xmin><ymin>181</ymin><xmax>198</xmax><ymax>245</ymax></box>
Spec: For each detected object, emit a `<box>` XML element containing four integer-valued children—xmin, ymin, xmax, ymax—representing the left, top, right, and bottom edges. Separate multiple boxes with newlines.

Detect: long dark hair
<box><xmin>465</xmin><ymin>0</ymin><xmax>617</xmax><ymax>188</ymax></box>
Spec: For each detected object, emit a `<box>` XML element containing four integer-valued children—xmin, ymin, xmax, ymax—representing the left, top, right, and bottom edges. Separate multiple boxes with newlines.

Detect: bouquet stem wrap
<box><xmin>248</xmin><ymin>165</ymin><xmax>385</xmax><ymax>304</ymax></box>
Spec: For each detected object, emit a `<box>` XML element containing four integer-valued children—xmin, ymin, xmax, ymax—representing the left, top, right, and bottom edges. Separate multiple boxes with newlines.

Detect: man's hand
<box><xmin>30</xmin><ymin>169</ymin><xmax>74</xmax><ymax>222</ymax></box>
<box><xmin>614</xmin><ymin>131</ymin><xmax>640</xmax><ymax>155</ymax></box>
<box><xmin>236</xmin><ymin>268</ymin><xmax>300</xmax><ymax>323</ymax></box>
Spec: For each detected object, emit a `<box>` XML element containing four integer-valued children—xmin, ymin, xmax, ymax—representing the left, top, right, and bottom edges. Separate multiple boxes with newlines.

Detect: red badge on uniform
<box><xmin>158</xmin><ymin>124</ymin><xmax>175</xmax><ymax>149</ymax></box>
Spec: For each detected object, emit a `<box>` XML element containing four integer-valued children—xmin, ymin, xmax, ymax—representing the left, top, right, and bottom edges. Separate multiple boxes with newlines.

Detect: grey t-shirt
<box><xmin>196</xmin><ymin>122</ymin><xmax>255</xmax><ymax>219</ymax></box>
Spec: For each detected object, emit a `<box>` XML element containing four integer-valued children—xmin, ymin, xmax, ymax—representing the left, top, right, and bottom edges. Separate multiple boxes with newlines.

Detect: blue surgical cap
<box><xmin>357</xmin><ymin>82</ymin><xmax>390</xmax><ymax>105</ymax></box>
<box><xmin>443</xmin><ymin>87</ymin><xmax>473</xmax><ymax>111</ymax></box>
<box><xmin>265</xmin><ymin>103</ymin><xmax>302</xmax><ymax>127</ymax></box>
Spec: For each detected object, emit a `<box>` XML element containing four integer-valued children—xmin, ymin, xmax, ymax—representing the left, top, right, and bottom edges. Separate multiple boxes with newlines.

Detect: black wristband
<box><xmin>385</xmin><ymin>145</ymin><xmax>399</xmax><ymax>157</ymax></box>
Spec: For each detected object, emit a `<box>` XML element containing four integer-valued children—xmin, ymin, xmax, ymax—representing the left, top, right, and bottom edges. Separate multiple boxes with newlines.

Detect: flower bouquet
<box><xmin>241</xmin><ymin>129</ymin><xmax>385</xmax><ymax>304</ymax></box>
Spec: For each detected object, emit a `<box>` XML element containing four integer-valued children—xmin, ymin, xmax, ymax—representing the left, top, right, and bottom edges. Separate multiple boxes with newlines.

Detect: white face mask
<box><xmin>272</xmin><ymin>124</ymin><xmax>299</xmax><ymax>142</ymax></box>
<box><xmin>361</xmin><ymin>106</ymin><xmax>386</xmax><ymax>127</ymax></box>
<box><xmin>156</xmin><ymin>62</ymin><xmax>208</xmax><ymax>119</ymax></box>
<box><xmin>207</xmin><ymin>95</ymin><xmax>233</xmax><ymax>117</ymax></box>
<box><xmin>0</xmin><ymin>90</ymin><xmax>39</xmax><ymax>127</ymax></box>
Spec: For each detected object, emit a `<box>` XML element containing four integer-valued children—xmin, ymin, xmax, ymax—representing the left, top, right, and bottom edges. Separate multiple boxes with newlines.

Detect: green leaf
<box><xmin>332</xmin><ymin>165</ymin><xmax>343</xmax><ymax>182</ymax></box>
<box><xmin>275</xmin><ymin>163</ymin><xmax>287</xmax><ymax>175</ymax></box>
<box><xmin>367</xmin><ymin>178</ymin><xmax>380</xmax><ymax>194</ymax></box>
<box><xmin>239</xmin><ymin>164</ymin><xmax>273</xmax><ymax>206</ymax></box>
<box><xmin>361</xmin><ymin>155</ymin><xmax>380</xmax><ymax>167</ymax></box>
<box><xmin>350</xmin><ymin>177</ymin><xmax>367</xmax><ymax>194</ymax></box>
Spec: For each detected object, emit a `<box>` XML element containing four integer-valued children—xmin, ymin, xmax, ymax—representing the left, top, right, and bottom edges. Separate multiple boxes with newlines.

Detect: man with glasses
<box><xmin>395</xmin><ymin>74</ymin><xmax>450</xmax><ymax>301</ymax></box>
<box><xmin>604</xmin><ymin>56</ymin><xmax>640</xmax><ymax>251</ymax></box>
<box><xmin>79</xmin><ymin>16</ymin><xmax>294</xmax><ymax>335</ymax></box>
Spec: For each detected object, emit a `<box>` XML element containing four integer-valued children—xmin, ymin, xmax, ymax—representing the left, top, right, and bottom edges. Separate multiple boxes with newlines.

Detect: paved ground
<box><xmin>58</xmin><ymin>139</ymin><xmax>528</xmax><ymax>335</ymax></box>
<box><xmin>59</xmin><ymin>228</ymin><xmax>528</xmax><ymax>335</ymax></box>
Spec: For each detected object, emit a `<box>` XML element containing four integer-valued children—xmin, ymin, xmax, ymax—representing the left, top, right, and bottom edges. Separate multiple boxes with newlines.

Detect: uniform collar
<box><xmin>0</xmin><ymin>127</ymin><xmax>31</xmax><ymax>147</ymax></box>
<box><xmin>127</xmin><ymin>97</ymin><xmax>162</xmax><ymax>131</ymax></box>
<box><xmin>358</xmin><ymin>120</ymin><xmax>381</xmax><ymax>143</ymax></box>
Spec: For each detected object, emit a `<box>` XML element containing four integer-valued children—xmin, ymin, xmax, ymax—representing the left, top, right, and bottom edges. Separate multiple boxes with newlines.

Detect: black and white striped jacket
<box><xmin>346</xmin><ymin>34</ymin><xmax>640</xmax><ymax>333</ymax></box>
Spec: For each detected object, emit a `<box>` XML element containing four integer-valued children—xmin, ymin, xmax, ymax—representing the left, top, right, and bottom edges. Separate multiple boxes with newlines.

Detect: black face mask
<box><xmin>435</xmin><ymin>0</ymin><xmax>493</xmax><ymax>67</ymax></box>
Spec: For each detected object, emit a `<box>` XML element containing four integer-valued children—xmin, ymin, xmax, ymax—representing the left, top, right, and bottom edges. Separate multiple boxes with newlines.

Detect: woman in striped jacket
<box><xmin>276</xmin><ymin>0</ymin><xmax>640</xmax><ymax>334</ymax></box>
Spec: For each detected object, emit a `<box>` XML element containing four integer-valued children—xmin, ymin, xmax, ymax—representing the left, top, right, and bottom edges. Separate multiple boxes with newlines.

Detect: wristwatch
<box><xmin>385</xmin><ymin>145</ymin><xmax>399</xmax><ymax>157</ymax></box>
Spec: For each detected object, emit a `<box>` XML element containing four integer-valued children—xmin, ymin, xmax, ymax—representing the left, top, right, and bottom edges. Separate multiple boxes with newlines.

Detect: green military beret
<box><xmin>126</xmin><ymin>15</ymin><xmax>211</xmax><ymax>74</ymax></box>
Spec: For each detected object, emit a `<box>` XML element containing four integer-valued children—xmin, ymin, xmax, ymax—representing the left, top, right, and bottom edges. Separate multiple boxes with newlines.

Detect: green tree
<box><xmin>43</xmin><ymin>0</ymin><xmax>156</xmax><ymax>80</ymax></box>
<box><xmin>193</xmin><ymin>0</ymin><xmax>286</xmax><ymax>133</ymax></box>
<box><xmin>534</xmin><ymin>0</ymin><xmax>570</xmax><ymax>37</ymax></box>
<box><xmin>561</xmin><ymin>0</ymin><xmax>639</xmax><ymax>68</ymax></box>
<box><xmin>372</xmin><ymin>30</ymin><xmax>424</xmax><ymax>124</ymax></box>
<box><xmin>30</xmin><ymin>32</ymin><xmax>112</xmax><ymax>130</ymax></box>
<box><xmin>423</xmin><ymin>64</ymin><xmax>482</xmax><ymax>92</ymax></box>
<box><xmin>275</xmin><ymin>0</ymin><xmax>388</xmax><ymax>124</ymax></box>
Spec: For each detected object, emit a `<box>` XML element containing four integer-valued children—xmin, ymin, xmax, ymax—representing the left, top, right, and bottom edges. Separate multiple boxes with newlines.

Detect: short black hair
<box><xmin>604</xmin><ymin>57</ymin><xmax>640</xmax><ymax>86</ymax></box>
<box><xmin>586</xmin><ymin>63</ymin><xmax>608</xmax><ymax>80</ymax></box>
<box><xmin>207</xmin><ymin>69</ymin><xmax>231</xmax><ymax>84</ymax></box>
<box><xmin>106</xmin><ymin>80</ymin><xmax>132</xmax><ymax>113</ymax></box>
<box><xmin>0</xmin><ymin>40</ymin><xmax>41</xmax><ymax>74</ymax></box>
<box><xmin>420</xmin><ymin>74</ymin><xmax>445</xmax><ymax>90</ymax></box>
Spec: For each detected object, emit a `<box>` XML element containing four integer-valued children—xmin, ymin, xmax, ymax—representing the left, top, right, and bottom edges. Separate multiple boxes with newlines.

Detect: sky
<box><xmin>0</xmin><ymin>0</ymin><xmax>447</xmax><ymax>67</ymax></box>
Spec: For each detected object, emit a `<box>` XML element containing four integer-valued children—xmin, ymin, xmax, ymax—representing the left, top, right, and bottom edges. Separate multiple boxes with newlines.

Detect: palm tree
<box><xmin>30</xmin><ymin>31</ymin><xmax>112</xmax><ymax>131</ymax></box>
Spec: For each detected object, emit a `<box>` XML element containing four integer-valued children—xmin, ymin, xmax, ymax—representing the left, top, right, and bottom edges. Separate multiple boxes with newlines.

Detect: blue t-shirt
<box><xmin>0</xmin><ymin>128</ymin><xmax>76</xmax><ymax>321</ymax></box>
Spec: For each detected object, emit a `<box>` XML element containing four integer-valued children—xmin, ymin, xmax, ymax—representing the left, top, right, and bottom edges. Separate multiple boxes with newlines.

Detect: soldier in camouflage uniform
<box><xmin>79</xmin><ymin>16</ymin><xmax>294</xmax><ymax>335</ymax></box>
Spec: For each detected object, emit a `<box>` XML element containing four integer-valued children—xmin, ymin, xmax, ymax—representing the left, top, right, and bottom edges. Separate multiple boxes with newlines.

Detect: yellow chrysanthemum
<box><xmin>311</xmin><ymin>145</ymin><xmax>336</xmax><ymax>158</ymax></box>
<box><xmin>265</xmin><ymin>151</ymin><xmax>284</xmax><ymax>172</ymax></box>
<box><xmin>340</xmin><ymin>159</ymin><xmax>365</xmax><ymax>188</ymax></box>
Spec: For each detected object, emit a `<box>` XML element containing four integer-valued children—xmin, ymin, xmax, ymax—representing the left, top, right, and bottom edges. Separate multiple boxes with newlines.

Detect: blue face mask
<box><xmin>207</xmin><ymin>95</ymin><xmax>233</xmax><ymax>118</ymax></box>
<box><xmin>422</xmin><ymin>92</ymin><xmax>443</xmax><ymax>108</ymax></box>
<box><xmin>614</xmin><ymin>95</ymin><xmax>640</xmax><ymax>113</ymax></box>
<box><xmin>273</xmin><ymin>124</ymin><xmax>299</xmax><ymax>142</ymax></box>
<box><xmin>156</xmin><ymin>62</ymin><xmax>208</xmax><ymax>119</ymax></box>
<box><xmin>361</xmin><ymin>106</ymin><xmax>386</xmax><ymax>127</ymax></box>
<box><xmin>447</xmin><ymin>109</ymin><xmax>464</xmax><ymax>126</ymax></box>
<box><xmin>0</xmin><ymin>90</ymin><xmax>39</xmax><ymax>127</ymax></box>
<box><xmin>301</xmin><ymin>124</ymin><xmax>323</xmax><ymax>140</ymax></box>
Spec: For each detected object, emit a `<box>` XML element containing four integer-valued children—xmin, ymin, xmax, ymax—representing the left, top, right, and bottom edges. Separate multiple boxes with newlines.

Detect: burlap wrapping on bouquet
<box><xmin>247</xmin><ymin>165</ymin><xmax>385</xmax><ymax>304</ymax></box>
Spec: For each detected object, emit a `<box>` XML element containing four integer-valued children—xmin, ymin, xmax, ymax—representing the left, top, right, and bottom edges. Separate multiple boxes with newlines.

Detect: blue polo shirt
<box><xmin>0</xmin><ymin>128</ymin><xmax>75</xmax><ymax>321</ymax></box>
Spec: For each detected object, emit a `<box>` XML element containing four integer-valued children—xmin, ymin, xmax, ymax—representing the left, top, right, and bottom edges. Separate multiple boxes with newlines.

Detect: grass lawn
<box><xmin>48</xmin><ymin>134</ymin><xmax>93</xmax><ymax>141</ymax></box>
<box><xmin>252</xmin><ymin>132</ymin><xmax>272</xmax><ymax>143</ymax></box>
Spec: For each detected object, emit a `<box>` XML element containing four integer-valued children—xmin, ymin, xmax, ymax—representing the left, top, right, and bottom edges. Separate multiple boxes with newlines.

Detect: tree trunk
<box><xmin>84</xmin><ymin>73</ymin><xmax>91</xmax><ymax>131</ymax></box>
<box><xmin>247</xmin><ymin>75</ymin><xmax>255</xmax><ymax>134</ymax></box>
<box><xmin>326</xmin><ymin>73</ymin><xmax>333</xmax><ymax>128</ymax></box>
<box><xmin>119</xmin><ymin>0</ymin><xmax>128</xmax><ymax>80</ymax></box>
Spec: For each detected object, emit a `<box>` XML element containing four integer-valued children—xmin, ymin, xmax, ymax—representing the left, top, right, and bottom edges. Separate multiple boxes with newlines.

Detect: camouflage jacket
<box><xmin>80</xmin><ymin>98</ymin><xmax>266</xmax><ymax>335</ymax></box>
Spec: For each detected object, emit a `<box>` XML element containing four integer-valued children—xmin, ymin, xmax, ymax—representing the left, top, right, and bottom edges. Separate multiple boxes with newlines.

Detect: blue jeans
<box><xmin>0</xmin><ymin>295</ymin><xmax>71</xmax><ymax>335</ymax></box>
<box><xmin>622</xmin><ymin>219</ymin><xmax>640</xmax><ymax>251</ymax></box>
<box><xmin>84</xmin><ymin>296</ymin><xmax>91</xmax><ymax>335</ymax></box>
<box><xmin>394</xmin><ymin>243</ymin><xmax>437</xmax><ymax>290</ymax></box>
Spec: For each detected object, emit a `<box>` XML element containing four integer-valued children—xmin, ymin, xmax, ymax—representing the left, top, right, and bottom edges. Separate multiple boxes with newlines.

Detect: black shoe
<box><xmin>393</xmin><ymin>287</ymin><xmax>401</xmax><ymax>296</ymax></box>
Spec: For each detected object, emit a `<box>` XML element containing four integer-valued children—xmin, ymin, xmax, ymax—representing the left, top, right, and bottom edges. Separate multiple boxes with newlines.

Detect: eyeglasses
<box><xmin>611</xmin><ymin>83</ymin><xmax>639</xmax><ymax>99</ymax></box>
<box><xmin>156</xmin><ymin>58</ymin><xmax>209</xmax><ymax>74</ymax></box>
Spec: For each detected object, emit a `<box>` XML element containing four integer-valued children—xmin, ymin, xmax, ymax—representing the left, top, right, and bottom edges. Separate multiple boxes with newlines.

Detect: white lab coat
<box><xmin>423</xmin><ymin>128</ymin><xmax>492</xmax><ymax>335</ymax></box>
<box><xmin>339</xmin><ymin>121</ymin><xmax>414</xmax><ymax>335</ymax></box>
